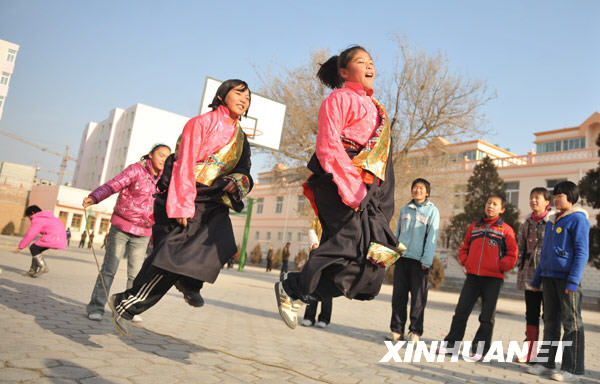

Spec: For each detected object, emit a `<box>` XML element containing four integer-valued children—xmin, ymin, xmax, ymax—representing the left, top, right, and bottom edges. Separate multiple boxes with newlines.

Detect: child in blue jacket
<box><xmin>528</xmin><ymin>181</ymin><xmax>589</xmax><ymax>382</ymax></box>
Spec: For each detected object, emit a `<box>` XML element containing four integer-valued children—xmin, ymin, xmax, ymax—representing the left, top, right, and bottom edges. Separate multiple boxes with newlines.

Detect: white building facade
<box><xmin>73</xmin><ymin>103</ymin><xmax>190</xmax><ymax>190</ymax></box>
<box><xmin>0</xmin><ymin>39</ymin><xmax>19</xmax><ymax>120</ymax></box>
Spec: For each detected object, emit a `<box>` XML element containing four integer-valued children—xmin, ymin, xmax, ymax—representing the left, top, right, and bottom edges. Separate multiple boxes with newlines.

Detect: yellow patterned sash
<box><xmin>194</xmin><ymin>124</ymin><xmax>244</xmax><ymax>186</ymax></box>
<box><xmin>351</xmin><ymin>97</ymin><xmax>391</xmax><ymax>181</ymax></box>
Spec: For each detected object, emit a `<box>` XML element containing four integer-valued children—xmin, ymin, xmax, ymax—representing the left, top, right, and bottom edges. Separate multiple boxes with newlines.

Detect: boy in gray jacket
<box><xmin>389</xmin><ymin>178</ymin><xmax>439</xmax><ymax>342</ymax></box>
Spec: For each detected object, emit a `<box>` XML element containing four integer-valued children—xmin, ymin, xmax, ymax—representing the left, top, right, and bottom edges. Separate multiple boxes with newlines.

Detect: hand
<box><xmin>530</xmin><ymin>286</ymin><xmax>539</xmax><ymax>292</ymax></box>
<box><xmin>13</xmin><ymin>248</ymin><xmax>21</xmax><ymax>254</ymax></box>
<box><xmin>82</xmin><ymin>197</ymin><xmax>95</xmax><ymax>208</ymax></box>
<box><xmin>565</xmin><ymin>289</ymin><xmax>574</xmax><ymax>294</ymax></box>
<box><xmin>222</xmin><ymin>180</ymin><xmax>237</xmax><ymax>194</ymax></box>
<box><xmin>176</xmin><ymin>218</ymin><xmax>188</xmax><ymax>227</ymax></box>
<box><xmin>421</xmin><ymin>265</ymin><xmax>428</xmax><ymax>270</ymax></box>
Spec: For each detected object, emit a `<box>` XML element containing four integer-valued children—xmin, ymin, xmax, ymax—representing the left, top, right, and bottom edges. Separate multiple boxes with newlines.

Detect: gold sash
<box><xmin>194</xmin><ymin>124</ymin><xmax>244</xmax><ymax>186</ymax></box>
<box><xmin>351</xmin><ymin>97</ymin><xmax>391</xmax><ymax>181</ymax></box>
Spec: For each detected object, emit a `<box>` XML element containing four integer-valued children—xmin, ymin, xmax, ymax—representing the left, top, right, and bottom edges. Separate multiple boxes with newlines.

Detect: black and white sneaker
<box><xmin>108</xmin><ymin>294</ymin><xmax>131</xmax><ymax>337</ymax></box>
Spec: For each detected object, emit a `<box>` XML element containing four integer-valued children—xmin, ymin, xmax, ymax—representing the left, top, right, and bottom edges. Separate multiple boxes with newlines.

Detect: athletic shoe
<box><xmin>108</xmin><ymin>294</ymin><xmax>131</xmax><ymax>337</ymax></box>
<box><xmin>386</xmin><ymin>332</ymin><xmax>404</xmax><ymax>342</ymax></box>
<box><xmin>88</xmin><ymin>313</ymin><xmax>103</xmax><ymax>321</ymax></box>
<box><xmin>527</xmin><ymin>364</ymin><xmax>554</xmax><ymax>376</ymax></box>
<box><xmin>437</xmin><ymin>345</ymin><xmax>458</xmax><ymax>355</ymax></box>
<box><xmin>274</xmin><ymin>281</ymin><xmax>302</xmax><ymax>329</ymax></box>
<box><xmin>407</xmin><ymin>331</ymin><xmax>420</xmax><ymax>343</ymax></box>
<box><xmin>132</xmin><ymin>315</ymin><xmax>143</xmax><ymax>323</ymax></box>
<box><xmin>315</xmin><ymin>321</ymin><xmax>328</xmax><ymax>328</ymax></box>
<box><xmin>551</xmin><ymin>371</ymin><xmax>581</xmax><ymax>382</ymax></box>
<box><xmin>31</xmin><ymin>255</ymin><xmax>49</xmax><ymax>278</ymax></box>
<box><xmin>300</xmin><ymin>319</ymin><xmax>314</xmax><ymax>327</ymax></box>
<box><xmin>175</xmin><ymin>281</ymin><xmax>204</xmax><ymax>307</ymax></box>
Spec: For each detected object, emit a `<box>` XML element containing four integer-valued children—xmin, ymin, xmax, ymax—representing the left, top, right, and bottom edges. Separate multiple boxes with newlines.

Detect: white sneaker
<box><xmin>315</xmin><ymin>321</ymin><xmax>328</xmax><ymax>328</ymax></box>
<box><xmin>527</xmin><ymin>364</ymin><xmax>555</xmax><ymax>376</ymax></box>
<box><xmin>274</xmin><ymin>282</ymin><xmax>303</xmax><ymax>329</ymax></box>
<box><xmin>437</xmin><ymin>345</ymin><xmax>458</xmax><ymax>355</ymax></box>
<box><xmin>132</xmin><ymin>315</ymin><xmax>143</xmax><ymax>323</ymax></box>
<box><xmin>87</xmin><ymin>313</ymin><xmax>103</xmax><ymax>321</ymax></box>
<box><xmin>551</xmin><ymin>371</ymin><xmax>581</xmax><ymax>382</ymax></box>
<box><xmin>407</xmin><ymin>331</ymin><xmax>420</xmax><ymax>343</ymax></box>
<box><xmin>301</xmin><ymin>319</ymin><xmax>314</xmax><ymax>327</ymax></box>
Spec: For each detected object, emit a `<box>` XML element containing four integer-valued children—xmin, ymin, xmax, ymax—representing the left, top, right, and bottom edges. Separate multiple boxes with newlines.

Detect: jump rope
<box><xmin>83</xmin><ymin>212</ymin><xmax>332</xmax><ymax>384</ymax></box>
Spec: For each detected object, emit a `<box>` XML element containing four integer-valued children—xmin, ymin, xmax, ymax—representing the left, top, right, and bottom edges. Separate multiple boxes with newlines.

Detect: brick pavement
<box><xmin>1</xmin><ymin>240</ymin><xmax>599</xmax><ymax>383</ymax></box>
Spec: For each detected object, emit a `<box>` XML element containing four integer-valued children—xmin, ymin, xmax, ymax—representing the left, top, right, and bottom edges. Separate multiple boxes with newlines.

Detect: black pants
<box><xmin>30</xmin><ymin>244</ymin><xmax>49</xmax><ymax>256</ymax></box>
<box><xmin>280</xmin><ymin>260</ymin><xmax>289</xmax><ymax>277</ymax></box>
<box><xmin>525</xmin><ymin>289</ymin><xmax>544</xmax><ymax>326</ymax></box>
<box><xmin>113</xmin><ymin>264</ymin><xmax>203</xmax><ymax>320</ymax></box>
<box><xmin>304</xmin><ymin>297</ymin><xmax>333</xmax><ymax>324</ymax></box>
<box><xmin>390</xmin><ymin>258</ymin><xmax>429</xmax><ymax>336</ymax></box>
<box><xmin>539</xmin><ymin>277</ymin><xmax>584</xmax><ymax>374</ymax></box>
<box><xmin>444</xmin><ymin>274</ymin><xmax>503</xmax><ymax>354</ymax></box>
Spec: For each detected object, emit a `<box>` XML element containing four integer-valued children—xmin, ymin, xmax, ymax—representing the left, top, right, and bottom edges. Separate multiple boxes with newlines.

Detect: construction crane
<box><xmin>0</xmin><ymin>130</ymin><xmax>77</xmax><ymax>186</ymax></box>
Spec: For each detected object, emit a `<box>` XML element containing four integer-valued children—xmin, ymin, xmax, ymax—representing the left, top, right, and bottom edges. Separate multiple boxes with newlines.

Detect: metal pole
<box><xmin>237</xmin><ymin>197</ymin><xmax>254</xmax><ymax>271</ymax></box>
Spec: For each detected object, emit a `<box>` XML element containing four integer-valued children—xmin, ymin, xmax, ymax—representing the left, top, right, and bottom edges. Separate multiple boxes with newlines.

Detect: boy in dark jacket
<box><xmin>528</xmin><ymin>181</ymin><xmax>589</xmax><ymax>382</ymax></box>
<box><xmin>439</xmin><ymin>194</ymin><xmax>518</xmax><ymax>357</ymax></box>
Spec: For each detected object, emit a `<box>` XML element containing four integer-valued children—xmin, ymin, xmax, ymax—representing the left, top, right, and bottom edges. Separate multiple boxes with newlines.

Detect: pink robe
<box><xmin>167</xmin><ymin>105</ymin><xmax>237</xmax><ymax>219</ymax></box>
<box><xmin>316</xmin><ymin>81</ymin><xmax>380</xmax><ymax>209</ymax></box>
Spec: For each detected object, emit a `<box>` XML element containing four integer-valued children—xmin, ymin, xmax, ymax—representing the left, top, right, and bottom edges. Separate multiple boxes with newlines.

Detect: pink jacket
<box><xmin>316</xmin><ymin>82</ymin><xmax>380</xmax><ymax>209</ymax></box>
<box><xmin>89</xmin><ymin>159</ymin><xmax>161</xmax><ymax>237</ymax></box>
<box><xmin>167</xmin><ymin>105</ymin><xmax>237</xmax><ymax>219</ymax></box>
<box><xmin>19</xmin><ymin>211</ymin><xmax>67</xmax><ymax>250</ymax></box>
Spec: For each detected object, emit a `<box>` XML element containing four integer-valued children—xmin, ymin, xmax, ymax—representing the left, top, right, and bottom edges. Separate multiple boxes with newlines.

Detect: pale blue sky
<box><xmin>0</xmin><ymin>0</ymin><xmax>598</xmax><ymax>182</ymax></box>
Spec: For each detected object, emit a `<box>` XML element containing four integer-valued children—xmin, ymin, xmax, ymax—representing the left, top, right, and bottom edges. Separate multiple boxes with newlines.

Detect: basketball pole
<box><xmin>237</xmin><ymin>197</ymin><xmax>254</xmax><ymax>271</ymax></box>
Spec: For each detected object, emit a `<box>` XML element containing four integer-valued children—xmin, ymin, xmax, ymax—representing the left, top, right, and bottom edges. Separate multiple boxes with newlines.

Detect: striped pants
<box><xmin>112</xmin><ymin>265</ymin><xmax>200</xmax><ymax>320</ymax></box>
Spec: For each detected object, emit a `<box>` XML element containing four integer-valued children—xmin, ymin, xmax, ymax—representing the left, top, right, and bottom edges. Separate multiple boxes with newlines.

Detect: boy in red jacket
<box><xmin>439</xmin><ymin>194</ymin><xmax>518</xmax><ymax>358</ymax></box>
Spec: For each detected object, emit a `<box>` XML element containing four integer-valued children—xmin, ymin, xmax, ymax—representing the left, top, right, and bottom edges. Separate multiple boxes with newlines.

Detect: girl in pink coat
<box><xmin>84</xmin><ymin>143</ymin><xmax>171</xmax><ymax>322</ymax></box>
<box><xmin>14</xmin><ymin>205</ymin><xmax>67</xmax><ymax>277</ymax></box>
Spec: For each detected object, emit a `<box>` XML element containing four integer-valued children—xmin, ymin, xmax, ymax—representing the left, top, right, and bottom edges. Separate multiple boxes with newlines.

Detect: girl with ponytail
<box><xmin>275</xmin><ymin>46</ymin><xmax>402</xmax><ymax>329</ymax></box>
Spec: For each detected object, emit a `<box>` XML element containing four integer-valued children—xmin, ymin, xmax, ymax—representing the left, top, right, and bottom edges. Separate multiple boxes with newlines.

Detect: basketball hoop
<box><xmin>242</xmin><ymin>126</ymin><xmax>263</xmax><ymax>138</ymax></box>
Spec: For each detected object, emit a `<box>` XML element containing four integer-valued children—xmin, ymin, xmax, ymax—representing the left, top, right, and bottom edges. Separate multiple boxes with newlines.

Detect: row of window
<box><xmin>254</xmin><ymin>230</ymin><xmax>306</xmax><ymax>242</ymax></box>
<box><xmin>58</xmin><ymin>211</ymin><xmax>110</xmax><ymax>234</ymax></box>
<box><xmin>254</xmin><ymin>195</ymin><xmax>307</xmax><ymax>215</ymax></box>
<box><xmin>536</xmin><ymin>137</ymin><xmax>585</xmax><ymax>154</ymax></box>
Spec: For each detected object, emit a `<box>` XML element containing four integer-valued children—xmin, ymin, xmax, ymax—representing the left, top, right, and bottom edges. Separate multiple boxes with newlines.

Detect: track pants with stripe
<box><xmin>112</xmin><ymin>264</ymin><xmax>202</xmax><ymax>320</ymax></box>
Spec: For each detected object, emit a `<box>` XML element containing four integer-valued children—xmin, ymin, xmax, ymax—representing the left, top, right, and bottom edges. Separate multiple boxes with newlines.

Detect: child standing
<box><xmin>14</xmin><ymin>205</ymin><xmax>67</xmax><ymax>277</ymax></box>
<box><xmin>389</xmin><ymin>178</ymin><xmax>439</xmax><ymax>343</ymax></box>
<box><xmin>515</xmin><ymin>187</ymin><xmax>552</xmax><ymax>363</ymax></box>
<box><xmin>439</xmin><ymin>194</ymin><xmax>517</xmax><ymax>357</ymax></box>
<box><xmin>276</xmin><ymin>46</ymin><xmax>400</xmax><ymax>329</ymax></box>
<box><xmin>528</xmin><ymin>181</ymin><xmax>589</xmax><ymax>382</ymax></box>
<box><xmin>85</xmin><ymin>143</ymin><xmax>171</xmax><ymax>322</ymax></box>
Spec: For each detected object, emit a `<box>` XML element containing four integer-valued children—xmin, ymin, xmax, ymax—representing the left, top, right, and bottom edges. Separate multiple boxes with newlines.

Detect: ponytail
<box><xmin>141</xmin><ymin>143</ymin><xmax>171</xmax><ymax>162</ymax></box>
<box><xmin>316</xmin><ymin>45</ymin><xmax>369</xmax><ymax>90</ymax></box>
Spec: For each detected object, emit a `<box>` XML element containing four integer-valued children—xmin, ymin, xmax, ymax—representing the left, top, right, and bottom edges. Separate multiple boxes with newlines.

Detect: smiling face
<box><xmin>529</xmin><ymin>192</ymin><xmax>550</xmax><ymax>215</ymax></box>
<box><xmin>485</xmin><ymin>196</ymin><xmax>505</xmax><ymax>219</ymax></box>
<box><xmin>411</xmin><ymin>182</ymin><xmax>428</xmax><ymax>203</ymax></box>
<box><xmin>339</xmin><ymin>49</ymin><xmax>376</xmax><ymax>91</ymax></box>
<box><xmin>148</xmin><ymin>146</ymin><xmax>171</xmax><ymax>174</ymax></box>
<box><xmin>220</xmin><ymin>85</ymin><xmax>251</xmax><ymax>119</ymax></box>
<box><xmin>553</xmin><ymin>193</ymin><xmax>572</xmax><ymax>212</ymax></box>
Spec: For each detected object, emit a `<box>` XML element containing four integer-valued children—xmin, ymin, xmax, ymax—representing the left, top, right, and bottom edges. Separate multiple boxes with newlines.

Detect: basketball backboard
<box><xmin>199</xmin><ymin>77</ymin><xmax>285</xmax><ymax>151</ymax></box>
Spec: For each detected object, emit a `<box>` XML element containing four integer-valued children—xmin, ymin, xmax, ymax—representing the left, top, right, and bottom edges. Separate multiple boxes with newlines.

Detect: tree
<box><xmin>578</xmin><ymin>133</ymin><xmax>600</xmax><ymax>268</ymax></box>
<box><xmin>447</xmin><ymin>156</ymin><xmax>520</xmax><ymax>250</ymax></box>
<box><xmin>1</xmin><ymin>221</ymin><xmax>15</xmax><ymax>235</ymax></box>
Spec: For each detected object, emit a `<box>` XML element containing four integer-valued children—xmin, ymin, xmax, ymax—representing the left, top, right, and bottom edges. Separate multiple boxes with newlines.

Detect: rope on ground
<box><xmin>83</xmin><ymin>212</ymin><xmax>332</xmax><ymax>384</ymax></box>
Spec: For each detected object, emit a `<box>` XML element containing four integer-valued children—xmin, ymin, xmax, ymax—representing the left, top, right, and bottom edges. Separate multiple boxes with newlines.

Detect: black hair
<box><xmin>411</xmin><ymin>178</ymin><xmax>431</xmax><ymax>197</ymax></box>
<box><xmin>25</xmin><ymin>205</ymin><xmax>42</xmax><ymax>217</ymax></box>
<box><xmin>317</xmin><ymin>45</ymin><xmax>370</xmax><ymax>89</ymax></box>
<box><xmin>552</xmin><ymin>181</ymin><xmax>579</xmax><ymax>204</ymax></box>
<box><xmin>141</xmin><ymin>143</ymin><xmax>171</xmax><ymax>161</ymax></box>
<box><xmin>208</xmin><ymin>79</ymin><xmax>251</xmax><ymax>117</ymax></box>
<box><xmin>487</xmin><ymin>193</ymin><xmax>507</xmax><ymax>209</ymax></box>
<box><xmin>530</xmin><ymin>187</ymin><xmax>551</xmax><ymax>202</ymax></box>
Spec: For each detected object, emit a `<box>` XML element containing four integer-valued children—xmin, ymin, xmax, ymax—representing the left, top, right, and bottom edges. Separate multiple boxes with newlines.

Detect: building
<box><xmin>0</xmin><ymin>39</ymin><xmax>19</xmax><ymax>120</ymax></box>
<box><xmin>73</xmin><ymin>103</ymin><xmax>189</xmax><ymax>190</ymax></box>
<box><xmin>27</xmin><ymin>185</ymin><xmax>117</xmax><ymax>245</ymax></box>
<box><xmin>0</xmin><ymin>161</ymin><xmax>36</xmax><ymax>190</ymax></box>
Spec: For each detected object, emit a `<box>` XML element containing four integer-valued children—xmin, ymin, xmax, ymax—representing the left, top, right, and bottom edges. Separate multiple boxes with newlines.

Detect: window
<box><xmin>453</xmin><ymin>185</ymin><xmax>468</xmax><ymax>210</ymax></box>
<box><xmin>546</xmin><ymin>179</ymin><xmax>567</xmax><ymax>190</ymax></box>
<box><xmin>87</xmin><ymin>216</ymin><xmax>96</xmax><ymax>232</ymax></box>
<box><xmin>70</xmin><ymin>214</ymin><xmax>82</xmax><ymax>231</ymax></box>
<box><xmin>266</xmin><ymin>231</ymin><xmax>271</xmax><ymax>240</ymax></box>
<box><xmin>58</xmin><ymin>211</ymin><xmax>69</xmax><ymax>227</ymax></box>
<box><xmin>255</xmin><ymin>231</ymin><xmax>260</xmax><ymax>240</ymax></box>
<box><xmin>0</xmin><ymin>72</ymin><xmax>9</xmax><ymax>85</ymax></box>
<box><xmin>503</xmin><ymin>181</ymin><xmax>520</xmax><ymax>206</ymax></box>
<box><xmin>278</xmin><ymin>232</ymin><xmax>283</xmax><ymax>241</ymax></box>
<box><xmin>99</xmin><ymin>218</ymin><xmax>110</xmax><ymax>234</ymax></box>
<box><xmin>6</xmin><ymin>49</ymin><xmax>16</xmax><ymax>62</ymax></box>
<box><xmin>287</xmin><ymin>232</ymin><xmax>292</xmax><ymax>242</ymax></box>
<box><xmin>275</xmin><ymin>196</ymin><xmax>284</xmax><ymax>213</ymax></box>
<box><xmin>297</xmin><ymin>195</ymin><xmax>306</xmax><ymax>212</ymax></box>
<box><xmin>0</xmin><ymin>96</ymin><xmax>4</xmax><ymax>108</ymax></box>
<box><xmin>255</xmin><ymin>198</ymin><xmax>264</xmax><ymax>214</ymax></box>
<box><xmin>537</xmin><ymin>138</ymin><xmax>585</xmax><ymax>153</ymax></box>
<box><xmin>297</xmin><ymin>232</ymin><xmax>303</xmax><ymax>241</ymax></box>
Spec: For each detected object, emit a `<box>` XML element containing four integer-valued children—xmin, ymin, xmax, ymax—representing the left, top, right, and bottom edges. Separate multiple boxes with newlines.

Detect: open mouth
<box><xmin>365</xmin><ymin>73</ymin><xmax>374</xmax><ymax>78</ymax></box>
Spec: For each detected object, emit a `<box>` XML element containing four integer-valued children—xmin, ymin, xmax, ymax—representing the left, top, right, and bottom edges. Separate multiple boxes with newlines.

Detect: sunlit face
<box><xmin>221</xmin><ymin>85</ymin><xmax>250</xmax><ymax>119</ymax></box>
<box><xmin>148</xmin><ymin>146</ymin><xmax>171</xmax><ymax>173</ymax></box>
<box><xmin>339</xmin><ymin>50</ymin><xmax>376</xmax><ymax>91</ymax></box>
<box><xmin>411</xmin><ymin>182</ymin><xmax>428</xmax><ymax>203</ymax></box>
<box><xmin>529</xmin><ymin>192</ymin><xmax>550</xmax><ymax>215</ymax></box>
<box><xmin>553</xmin><ymin>193</ymin><xmax>572</xmax><ymax>212</ymax></box>
<box><xmin>485</xmin><ymin>196</ymin><xmax>505</xmax><ymax>219</ymax></box>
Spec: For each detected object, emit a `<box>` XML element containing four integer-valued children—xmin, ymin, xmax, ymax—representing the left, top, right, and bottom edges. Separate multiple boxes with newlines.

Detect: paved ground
<box><xmin>1</xmin><ymin>238</ymin><xmax>600</xmax><ymax>383</ymax></box>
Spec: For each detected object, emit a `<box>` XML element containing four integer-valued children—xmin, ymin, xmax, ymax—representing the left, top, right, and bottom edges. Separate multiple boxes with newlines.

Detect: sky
<box><xmin>0</xmin><ymin>0</ymin><xmax>598</xmax><ymax>183</ymax></box>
